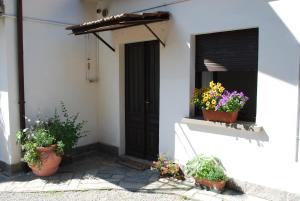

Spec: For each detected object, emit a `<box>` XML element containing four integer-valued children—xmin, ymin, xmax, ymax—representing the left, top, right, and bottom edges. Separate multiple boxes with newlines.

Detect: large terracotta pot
<box><xmin>195</xmin><ymin>178</ymin><xmax>226</xmax><ymax>192</ymax></box>
<box><xmin>202</xmin><ymin>109</ymin><xmax>238</xmax><ymax>123</ymax></box>
<box><xmin>29</xmin><ymin>145</ymin><xmax>62</xmax><ymax>177</ymax></box>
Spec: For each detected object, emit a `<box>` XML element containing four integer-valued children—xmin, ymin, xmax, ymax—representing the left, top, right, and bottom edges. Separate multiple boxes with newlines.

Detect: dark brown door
<box><xmin>125</xmin><ymin>40</ymin><xmax>159</xmax><ymax>160</ymax></box>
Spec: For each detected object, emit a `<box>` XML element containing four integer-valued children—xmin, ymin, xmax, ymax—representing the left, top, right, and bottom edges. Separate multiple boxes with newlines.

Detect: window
<box><xmin>195</xmin><ymin>28</ymin><xmax>259</xmax><ymax>122</ymax></box>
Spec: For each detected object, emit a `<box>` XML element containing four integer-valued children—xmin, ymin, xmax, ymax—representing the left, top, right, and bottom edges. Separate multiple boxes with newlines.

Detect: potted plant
<box><xmin>152</xmin><ymin>155</ymin><xmax>185</xmax><ymax>180</ymax></box>
<box><xmin>16</xmin><ymin>102</ymin><xmax>86</xmax><ymax>177</ymax></box>
<box><xmin>191</xmin><ymin>81</ymin><xmax>249</xmax><ymax>123</ymax></box>
<box><xmin>185</xmin><ymin>154</ymin><xmax>228</xmax><ymax>193</ymax></box>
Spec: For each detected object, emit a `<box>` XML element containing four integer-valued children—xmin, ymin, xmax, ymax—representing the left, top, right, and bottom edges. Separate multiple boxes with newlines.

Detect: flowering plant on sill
<box><xmin>192</xmin><ymin>81</ymin><xmax>249</xmax><ymax>112</ymax></box>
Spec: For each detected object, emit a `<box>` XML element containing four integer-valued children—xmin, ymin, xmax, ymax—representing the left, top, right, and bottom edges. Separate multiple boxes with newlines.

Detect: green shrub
<box><xmin>43</xmin><ymin>102</ymin><xmax>87</xmax><ymax>154</ymax></box>
<box><xmin>16</xmin><ymin>102</ymin><xmax>87</xmax><ymax>168</ymax></box>
<box><xmin>185</xmin><ymin>155</ymin><xmax>227</xmax><ymax>181</ymax></box>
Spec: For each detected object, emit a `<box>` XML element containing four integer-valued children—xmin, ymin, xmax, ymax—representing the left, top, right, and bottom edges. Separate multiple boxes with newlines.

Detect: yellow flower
<box><xmin>217</xmin><ymin>82</ymin><xmax>222</xmax><ymax>87</ymax></box>
<box><xmin>203</xmin><ymin>97</ymin><xmax>208</xmax><ymax>102</ymax></box>
<box><xmin>209</xmin><ymin>81</ymin><xmax>215</xmax><ymax>88</ymax></box>
<box><xmin>206</xmin><ymin>101</ymin><xmax>210</xmax><ymax>106</ymax></box>
<box><xmin>202</xmin><ymin>93</ymin><xmax>209</xmax><ymax>99</ymax></box>
<box><xmin>206</xmin><ymin>107</ymin><xmax>210</xmax><ymax>110</ymax></box>
<box><xmin>219</xmin><ymin>87</ymin><xmax>225</xmax><ymax>93</ymax></box>
<box><xmin>211</xmin><ymin>99</ymin><xmax>216</xmax><ymax>105</ymax></box>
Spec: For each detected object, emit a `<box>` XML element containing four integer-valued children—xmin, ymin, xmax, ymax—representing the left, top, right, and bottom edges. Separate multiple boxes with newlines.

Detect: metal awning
<box><xmin>66</xmin><ymin>11</ymin><xmax>170</xmax><ymax>52</ymax></box>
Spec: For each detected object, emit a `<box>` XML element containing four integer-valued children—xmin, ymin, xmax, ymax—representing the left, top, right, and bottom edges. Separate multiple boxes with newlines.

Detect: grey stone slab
<box><xmin>287</xmin><ymin>193</ymin><xmax>300</xmax><ymax>201</ymax></box>
<box><xmin>167</xmin><ymin>180</ymin><xmax>193</xmax><ymax>190</ymax></box>
<box><xmin>105</xmin><ymin>178</ymin><xmax>121</xmax><ymax>184</ymax></box>
<box><xmin>192</xmin><ymin>192</ymin><xmax>222</xmax><ymax>201</ymax></box>
<box><xmin>153</xmin><ymin>183</ymin><xmax>181</xmax><ymax>193</ymax></box>
<box><xmin>148</xmin><ymin>173</ymin><xmax>159</xmax><ymax>182</ymax></box>
<box><xmin>95</xmin><ymin>173</ymin><xmax>113</xmax><ymax>179</ymax></box>
<box><xmin>42</xmin><ymin>184</ymin><xmax>69</xmax><ymax>192</ymax></box>
<box><xmin>77</xmin><ymin>182</ymin><xmax>120</xmax><ymax>190</ymax></box>
<box><xmin>9</xmin><ymin>181</ymin><xmax>27</xmax><ymax>192</ymax></box>
<box><xmin>82</xmin><ymin>173</ymin><xmax>101</xmax><ymax>181</ymax></box>
<box><xmin>80</xmin><ymin>178</ymin><xmax>107</xmax><ymax>184</ymax></box>
<box><xmin>84</xmin><ymin>169</ymin><xmax>99</xmax><ymax>176</ymax></box>
<box><xmin>217</xmin><ymin>192</ymin><xmax>269</xmax><ymax>201</ymax></box>
<box><xmin>0</xmin><ymin>182</ymin><xmax>12</xmax><ymax>191</ymax></box>
<box><xmin>67</xmin><ymin>178</ymin><xmax>81</xmax><ymax>190</ymax></box>
<box><xmin>44</xmin><ymin>175</ymin><xmax>61</xmax><ymax>184</ymax></box>
<box><xmin>122</xmin><ymin>176</ymin><xmax>151</xmax><ymax>183</ymax></box>
<box><xmin>1</xmin><ymin>182</ymin><xmax>16</xmax><ymax>191</ymax></box>
<box><xmin>25</xmin><ymin>178</ymin><xmax>47</xmax><ymax>188</ymax></box>
<box><xmin>226</xmin><ymin>178</ymin><xmax>247</xmax><ymax>193</ymax></box>
<box><xmin>245</xmin><ymin>183</ymin><xmax>287</xmax><ymax>201</ymax></box>
<box><xmin>142</xmin><ymin>181</ymin><xmax>165</xmax><ymax>191</ymax></box>
<box><xmin>0</xmin><ymin>174</ymin><xmax>9</xmax><ymax>182</ymax></box>
<box><xmin>98</xmin><ymin>169</ymin><xmax>128</xmax><ymax>175</ymax></box>
<box><xmin>118</xmin><ymin>181</ymin><xmax>147</xmax><ymax>190</ymax></box>
<box><xmin>158</xmin><ymin>178</ymin><xmax>170</xmax><ymax>183</ymax></box>
<box><xmin>125</xmin><ymin>170</ymin><xmax>143</xmax><ymax>177</ymax></box>
<box><xmin>111</xmin><ymin>174</ymin><xmax>125</xmax><ymax>180</ymax></box>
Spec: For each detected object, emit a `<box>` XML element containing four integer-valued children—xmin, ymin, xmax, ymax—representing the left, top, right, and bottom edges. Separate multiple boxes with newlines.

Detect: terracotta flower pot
<box><xmin>195</xmin><ymin>178</ymin><xmax>226</xmax><ymax>192</ymax></box>
<box><xmin>202</xmin><ymin>109</ymin><xmax>238</xmax><ymax>123</ymax></box>
<box><xmin>29</xmin><ymin>145</ymin><xmax>62</xmax><ymax>177</ymax></box>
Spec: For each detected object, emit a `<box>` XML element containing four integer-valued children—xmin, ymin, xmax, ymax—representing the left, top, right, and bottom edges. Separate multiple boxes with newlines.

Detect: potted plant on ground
<box><xmin>185</xmin><ymin>154</ymin><xmax>228</xmax><ymax>193</ymax></box>
<box><xmin>191</xmin><ymin>81</ymin><xmax>249</xmax><ymax>123</ymax></box>
<box><xmin>152</xmin><ymin>155</ymin><xmax>185</xmax><ymax>180</ymax></box>
<box><xmin>16</xmin><ymin>102</ymin><xmax>86</xmax><ymax>177</ymax></box>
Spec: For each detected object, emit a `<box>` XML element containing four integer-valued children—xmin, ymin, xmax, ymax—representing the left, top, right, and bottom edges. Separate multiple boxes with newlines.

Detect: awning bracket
<box><xmin>144</xmin><ymin>24</ymin><xmax>165</xmax><ymax>47</ymax></box>
<box><xmin>93</xmin><ymin>33</ymin><xmax>115</xmax><ymax>52</ymax></box>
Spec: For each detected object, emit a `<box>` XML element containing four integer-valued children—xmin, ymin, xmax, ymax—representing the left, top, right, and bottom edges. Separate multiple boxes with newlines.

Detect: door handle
<box><xmin>145</xmin><ymin>101</ymin><xmax>151</xmax><ymax>104</ymax></box>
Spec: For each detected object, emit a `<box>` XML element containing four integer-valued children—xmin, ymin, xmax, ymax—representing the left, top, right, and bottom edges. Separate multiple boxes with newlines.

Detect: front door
<box><xmin>125</xmin><ymin>40</ymin><xmax>159</xmax><ymax>161</ymax></box>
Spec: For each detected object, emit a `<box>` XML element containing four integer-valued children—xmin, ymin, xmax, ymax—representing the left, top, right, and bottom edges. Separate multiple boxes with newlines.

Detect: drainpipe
<box><xmin>296</xmin><ymin>49</ymin><xmax>300</xmax><ymax>162</ymax></box>
<box><xmin>17</xmin><ymin>0</ymin><xmax>26</xmax><ymax>129</ymax></box>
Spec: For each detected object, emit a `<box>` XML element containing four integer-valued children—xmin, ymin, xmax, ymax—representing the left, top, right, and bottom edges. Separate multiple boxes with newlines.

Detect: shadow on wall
<box><xmin>175</xmin><ymin>123</ymin><xmax>269</xmax><ymax>159</ymax></box>
<box><xmin>257</xmin><ymin>1</ymin><xmax>300</xmax><ymax>86</ymax></box>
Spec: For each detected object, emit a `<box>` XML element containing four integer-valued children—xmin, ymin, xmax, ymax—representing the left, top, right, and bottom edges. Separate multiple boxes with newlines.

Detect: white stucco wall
<box><xmin>0</xmin><ymin>0</ymin><xmax>100</xmax><ymax>165</ymax></box>
<box><xmin>97</xmin><ymin>0</ymin><xmax>300</xmax><ymax>194</ymax></box>
<box><xmin>22</xmin><ymin>0</ymin><xmax>100</xmax><ymax>147</ymax></box>
<box><xmin>0</xmin><ymin>6</ymin><xmax>21</xmax><ymax>164</ymax></box>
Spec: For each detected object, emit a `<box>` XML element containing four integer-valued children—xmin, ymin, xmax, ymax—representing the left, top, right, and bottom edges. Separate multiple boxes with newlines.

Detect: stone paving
<box><xmin>0</xmin><ymin>153</ymin><xmax>269</xmax><ymax>201</ymax></box>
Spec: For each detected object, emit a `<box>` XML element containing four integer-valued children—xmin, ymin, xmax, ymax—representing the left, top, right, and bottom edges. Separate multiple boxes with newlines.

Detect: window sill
<box><xmin>181</xmin><ymin>117</ymin><xmax>263</xmax><ymax>133</ymax></box>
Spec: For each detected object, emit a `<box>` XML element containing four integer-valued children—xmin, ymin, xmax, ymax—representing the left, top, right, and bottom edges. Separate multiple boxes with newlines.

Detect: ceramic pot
<box><xmin>195</xmin><ymin>178</ymin><xmax>226</xmax><ymax>192</ymax></box>
<box><xmin>202</xmin><ymin>109</ymin><xmax>238</xmax><ymax>123</ymax></box>
<box><xmin>29</xmin><ymin>145</ymin><xmax>62</xmax><ymax>177</ymax></box>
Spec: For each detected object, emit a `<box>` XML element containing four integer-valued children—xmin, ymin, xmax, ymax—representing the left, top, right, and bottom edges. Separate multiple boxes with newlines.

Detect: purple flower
<box><xmin>215</xmin><ymin>90</ymin><xmax>249</xmax><ymax>112</ymax></box>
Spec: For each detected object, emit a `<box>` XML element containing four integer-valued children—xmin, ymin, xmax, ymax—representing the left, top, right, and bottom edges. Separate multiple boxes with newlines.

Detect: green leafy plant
<box><xmin>16</xmin><ymin>123</ymin><xmax>64</xmax><ymax>168</ymax></box>
<box><xmin>44</xmin><ymin>102</ymin><xmax>87</xmax><ymax>154</ymax></box>
<box><xmin>185</xmin><ymin>155</ymin><xmax>227</xmax><ymax>182</ymax></box>
<box><xmin>16</xmin><ymin>102</ymin><xmax>87</xmax><ymax>168</ymax></box>
<box><xmin>152</xmin><ymin>155</ymin><xmax>185</xmax><ymax>180</ymax></box>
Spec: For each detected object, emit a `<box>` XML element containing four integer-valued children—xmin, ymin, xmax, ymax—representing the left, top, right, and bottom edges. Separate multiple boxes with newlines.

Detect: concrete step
<box><xmin>118</xmin><ymin>155</ymin><xmax>152</xmax><ymax>171</ymax></box>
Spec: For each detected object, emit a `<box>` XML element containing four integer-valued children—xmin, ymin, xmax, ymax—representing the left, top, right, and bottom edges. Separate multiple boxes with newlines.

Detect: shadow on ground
<box><xmin>0</xmin><ymin>153</ymin><xmax>253</xmax><ymax>201</ymax></box>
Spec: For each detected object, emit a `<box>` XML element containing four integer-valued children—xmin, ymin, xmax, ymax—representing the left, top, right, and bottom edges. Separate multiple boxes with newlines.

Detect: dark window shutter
<box><xmin>196</xmin><ymin>28</ymin><xmax>259</xmax><ymax>72</ymax></box>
